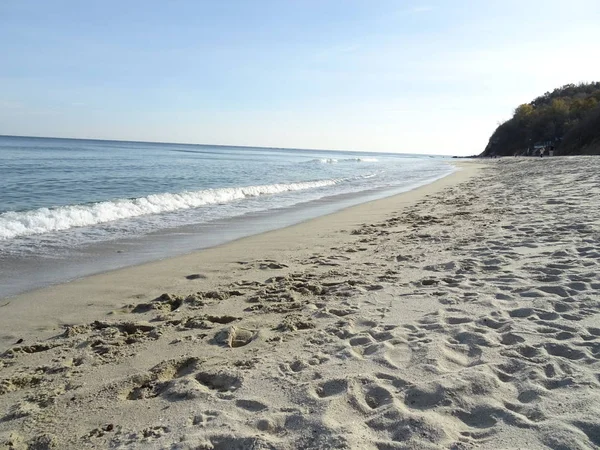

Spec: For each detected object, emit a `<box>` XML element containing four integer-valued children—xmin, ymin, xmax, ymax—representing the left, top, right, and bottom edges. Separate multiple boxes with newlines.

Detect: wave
<box><xmin>354</xmin><ymin>157</ymin><xmax>379</xmax><ymax>162</ymax></box>
<box><xmin>312</xmin><ymin>157</ymin><xmax>379</xmax><ymax>164</ymax></box>
<box><xmin>0</xmin><ymin>179</ymin><xmax>342</xmax><ymax>240</ymax></box>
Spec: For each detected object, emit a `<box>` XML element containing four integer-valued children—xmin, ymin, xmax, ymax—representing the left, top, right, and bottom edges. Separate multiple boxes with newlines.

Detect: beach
<box><xmin>0</xmin><ymin>136</ymin><xmax>454</xmax><ymax>299</ymax></box>
<box><xmin>1</xmin><ymin>156</ymin><xmax>600</xmax><ymax>449</ymax></box>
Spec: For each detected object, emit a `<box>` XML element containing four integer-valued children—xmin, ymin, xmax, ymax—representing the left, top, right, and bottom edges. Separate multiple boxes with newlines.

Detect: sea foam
<box><xmin>314</xmin><ymin>157</ymin><xmax>378</xmax><ymax>164</ymax></box>
<box><xmin>0</xmin><ymin>179</ymin><xmax>341</xmax><ymax>240</ymax></box>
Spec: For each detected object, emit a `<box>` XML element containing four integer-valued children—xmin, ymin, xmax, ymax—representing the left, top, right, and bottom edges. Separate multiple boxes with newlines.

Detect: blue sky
<box><xmin>1</xmin><ymin>1</ymin><xmax>599</xmax><ymax>155</ymax></box>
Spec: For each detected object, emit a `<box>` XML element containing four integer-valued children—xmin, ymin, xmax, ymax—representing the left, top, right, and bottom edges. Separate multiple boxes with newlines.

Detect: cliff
<box><xmin>481</xmin><ymin>82</ymin><xmax>600</xmax><ymax>156</ymax></box>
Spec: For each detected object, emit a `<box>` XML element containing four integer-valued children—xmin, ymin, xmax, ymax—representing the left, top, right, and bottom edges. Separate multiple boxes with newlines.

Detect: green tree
<box><xmin>514</xmin><ymin>103</ymin><xmax>534</xmax><ymax>118</ymax></box>
<box><xmin>481</xmin><ymin>82</ymin><xmax>600</xmax><ymax>156</ymax></box>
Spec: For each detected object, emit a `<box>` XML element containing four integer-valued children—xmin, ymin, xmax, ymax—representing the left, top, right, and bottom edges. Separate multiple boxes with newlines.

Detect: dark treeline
<box><xmin>480</xmin><ymin>82</ymin><xmax>600</xmax><ymax>156</ymax></box>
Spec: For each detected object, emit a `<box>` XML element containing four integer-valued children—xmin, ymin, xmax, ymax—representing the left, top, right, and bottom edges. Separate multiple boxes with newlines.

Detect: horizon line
<box><xmin>0</xmin><ymin>133</ymin><xmax>447</xmax><ymax>157</ymax></box>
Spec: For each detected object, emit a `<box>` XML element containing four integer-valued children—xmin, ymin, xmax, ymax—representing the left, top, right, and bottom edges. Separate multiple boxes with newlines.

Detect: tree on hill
<box><xmin>559</xmin><ymin>104</ymin><xmax>600</xmax><ymax>155</ymax></box>
<box><xmin>481</xmin><ymin>82</ymin><xmax>600</xmax><ymax>156</ymax></box>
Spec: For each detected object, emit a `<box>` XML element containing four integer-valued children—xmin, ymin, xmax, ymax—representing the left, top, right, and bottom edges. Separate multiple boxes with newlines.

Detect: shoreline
<box><xmin>4</xmin><ymin>157</ymin><xmax>599</xmax><ymax>449</ymax></box>
<box><xmin>0</xmin><ymin>162</ymin><xmax>476</xmax><ymax>348</ymax></box>
<box><xmin>0</xmin><ymin>170</ymin><xmax>457</xmax><ymax>301</ymax></box>
<box><xmin>0</xmin><ymin>161</ymin><xmax>456</xmax><ymax>300</ymax></box>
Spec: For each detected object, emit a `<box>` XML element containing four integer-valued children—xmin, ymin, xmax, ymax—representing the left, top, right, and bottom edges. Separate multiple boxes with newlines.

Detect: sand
<box><xmin>1</xmin><ymin>157</ymin><xmax>600</xmax><ymax>449</ymax></box>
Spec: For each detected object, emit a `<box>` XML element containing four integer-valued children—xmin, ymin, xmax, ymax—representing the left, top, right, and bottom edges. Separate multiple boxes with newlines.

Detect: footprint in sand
<box><xmin>195</xmin><ymin>370</ymin><xmax>242</xmax><ymax>392</ymax></box>
<box><xmin>235</xmin><ymin>399</ymin><xmax>269</xmax><ymax>412</ymax></box>
<box><xmin>314</xmin><ymin>379</ymin><xmax>348</xmax><ymax>398</ymax></box>
<box><xmin>212</xmin><ymin>326</ymin><xmax>256</xmax><ymax>348</ymax></box>
<box><xmin>125</xmin><ymin>357</ymin><xmax>203</xmax><ymax>401</ymax></box>
<box><xmin>351</xmin><ymin>380</ymin><xmax>394</xmax><ymax>411</ymax></box>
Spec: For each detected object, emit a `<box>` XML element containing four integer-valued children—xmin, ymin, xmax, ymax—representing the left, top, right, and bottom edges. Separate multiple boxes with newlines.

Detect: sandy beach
<box><xmin>1</xmin><ymin>157</ymin><xmax>600</xmax><ymax>449</ymax></box>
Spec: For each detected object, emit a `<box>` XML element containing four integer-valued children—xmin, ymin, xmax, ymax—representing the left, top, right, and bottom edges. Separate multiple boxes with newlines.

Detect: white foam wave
<box><xmin>356</xmin><ymin>157</ymin><xmax>379</xmax><ymax>162</ymax></box>
<box><xmin>313</xmin><ymin>157</ymin><xmax>378</xmax><ymax>164</ymax></box>
<box><xmin>0</xmin><ymin>179</ymin><xmax>342</xmax><ymax>240</ymax></box>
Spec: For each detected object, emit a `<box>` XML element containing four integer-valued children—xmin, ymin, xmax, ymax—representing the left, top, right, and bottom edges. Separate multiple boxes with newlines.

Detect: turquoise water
<box><xmin>0</xmin><ymin>135</ymin><xmax>453</xmax><ymax>296</ymax></box>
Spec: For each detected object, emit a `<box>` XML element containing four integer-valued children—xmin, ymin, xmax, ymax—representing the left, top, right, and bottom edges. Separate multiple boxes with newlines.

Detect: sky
<box><xmin>1</xmin><ymin>1</ymin><xmax>599</xmax><ymax>155</ymax></box>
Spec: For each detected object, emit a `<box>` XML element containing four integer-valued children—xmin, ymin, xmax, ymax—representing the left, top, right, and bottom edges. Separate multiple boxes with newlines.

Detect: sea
<box><xmin>0</xmin><ymin>135</ymin><xmax>455</xmax><ymax>298</ymax></box>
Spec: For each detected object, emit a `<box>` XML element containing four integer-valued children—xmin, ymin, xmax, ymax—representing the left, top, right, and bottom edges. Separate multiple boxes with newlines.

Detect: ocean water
<box><xmin>0</xmin><ymin>135</ymin><xmax>454</xmax><ymax>297</ymax></box>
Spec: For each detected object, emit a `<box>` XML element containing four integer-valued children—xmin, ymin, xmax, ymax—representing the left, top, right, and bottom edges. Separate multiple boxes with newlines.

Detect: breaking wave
<box><xmin>0</xmin><ymin>179</ymin><xmax>342</xmax><ymax>240</ymax></box>
<box><xmin>312</xmin><ymin>157</ymin><xmax>379</xmax><ymax>164</ymax></box>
